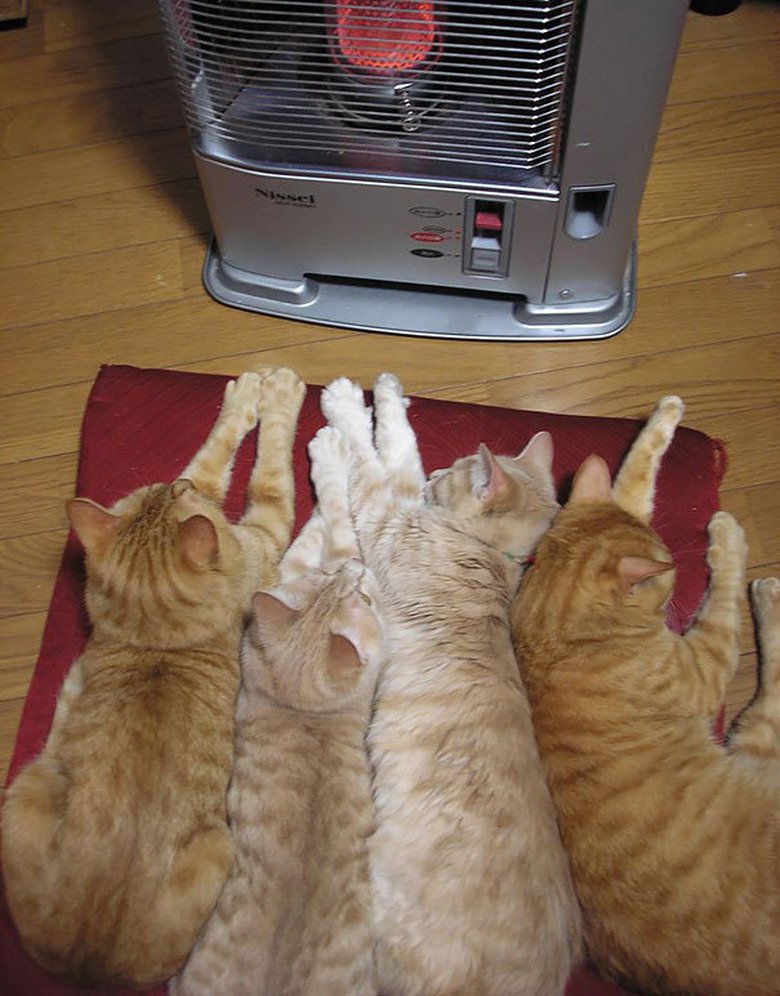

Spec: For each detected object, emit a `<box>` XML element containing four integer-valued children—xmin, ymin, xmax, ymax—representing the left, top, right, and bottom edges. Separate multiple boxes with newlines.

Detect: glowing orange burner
<box><xmin>334</xmin><ymin>0</ymin><xmax>437</xmax><ymax>74</ymax></box>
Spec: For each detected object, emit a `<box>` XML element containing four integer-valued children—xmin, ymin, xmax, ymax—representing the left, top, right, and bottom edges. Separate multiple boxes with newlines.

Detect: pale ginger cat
<box><xmin>512</xmin><ymin>395</ymin><xmax>780</xmax><ymax>996</ymax></box>
<box><xmin>1</xmin><ymin>368</ymin><xmax>305</xmax><ymax>988</ymax></box>
<box><xmin>172</xmin><ymin>425</ymin><xmax>384</xmax><ymax>996</ymax></box>
<box><xmin>321</xmin><ymin>373</ymin><xmax>582</xmax><ymax>996</ymax></box>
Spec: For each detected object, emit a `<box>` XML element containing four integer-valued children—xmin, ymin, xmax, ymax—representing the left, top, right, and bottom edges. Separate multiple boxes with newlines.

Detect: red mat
<box><xmin>1</xmin><ymin>364</ymin><xmax>725</xmax><ymax>996</ymax></box>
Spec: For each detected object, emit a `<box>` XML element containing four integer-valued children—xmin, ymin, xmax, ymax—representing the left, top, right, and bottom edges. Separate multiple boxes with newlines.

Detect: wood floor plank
<box><xmin>0</xmin><ymin>180</ymin><xmax>208</xmax><ymax>269</ymax></box>
<box><xmin>0</xmin><ymin>382</ymin><xmax>93</xmax><ymax>464</ymax></box>
<box><xmin>680</xmin><ymin>1</ymin><xmax>780</xmax><ymax>51</ymax></box>
<box><xmin>0</xmin><ymin>128</ymin><xmax>194</xmax><ymax>212</ymax></box>
<box><xmin>667</xmin><ymin>38</ymin><xmax>780</xmax><ymax>105</ymax></box>
<box><xmin>0</xmin><ymin>612</ymin><xmax>46</xmax><ymax>701</ymax></box>
<box><xmin>0</xmin><ymin>242</ymin><xmax>184</xmax><ymax>332</ymax></box>
<box><xmin>0</xmin><ymin>79</ymin><xmax>181</xmax><ymax>159</ymax></box>
<box><xmin>0</xmin><ymin>453</ymin><xmax>76</xmax><ymax>538</ymax></box>
<box><xmin>44</xmin><ymin>0</ymin><xmax>160</xmax><ymax>53</ymax></box>
<box><xmin>642</xmin><ymin>147</ymin><xmax>780</xmax><ymax>223</ymax></box>
<box><xmin>0</xmin><ymin>33</ymin><xmax>170</xmax><ymax>110</ymax></box>
<box><xmin>0</xmin><ymin>698</ymin><xmax>25</xmax><ymax>782</ymax></box>
<box><xmin>0</xmin><ymin>530</ymin><xmax>64</xmax><ymax>618</ymax></box>
<box><xmin>638</xmin><ymin>207</ymin><xmax>780</xmax><ymax>288</ymax></box>
<box><xmin>394</xmin><ymin>335</ymin><xmax>779</xmax><ymax>419</ymax></box>
<box><xmin>654</xmin><ymin>92</ymin><xmax>780</xmax><ymax>164</ymax></box>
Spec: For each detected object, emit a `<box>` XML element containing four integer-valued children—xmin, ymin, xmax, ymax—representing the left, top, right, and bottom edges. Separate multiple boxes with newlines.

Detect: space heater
<box><xmin>157</xmin><ymin>0</ymin><xmax>688</xmax><ymax>340</ymax></box>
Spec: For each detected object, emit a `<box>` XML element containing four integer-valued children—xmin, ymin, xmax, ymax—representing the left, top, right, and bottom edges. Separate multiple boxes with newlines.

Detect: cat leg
<box><xmin>726</xmin><ymin>578</ymin><xmax>780</xmax><ymax>762</ymax></box>
<box><xmin>612</xmin><ymin>395</ymin><xmax>684</xmax><ymax>523</ymax></box>
<box><xmin>319</xmin><ymin>378</ymin><xmax>392</xmax><ymax>540</ymax></box>
<box><xmin>372</xmin><ymin>372</ymin><xmax>425</xmax><ymax>505</ymax></box>
<box><xmin>238</xmin><ymin>367</ymin><xmax>306</xmax><ymax>588</ymax></box>
<box><xmin>180</xmin><ymin>372</ymin><xmax>263</xmax><ymax>504</ymax></box>
<box><xmin>278</xmin><ymin>510</ymin><xmax>326</xmax><ymax>583</ymax></box>
<box><xmin>309</xmin><ymin>426</ymin><xmax>361</xmax><ymax>567</ymax></box>
<box><xmin>134</xmin><ymin>827</ymin><xmax>234</xmax><ymax>986</ymax></box>
<box><xmin>675</xmin><ymin>511</ymin><xmax>747</xmax><ymax>715</ymax></box>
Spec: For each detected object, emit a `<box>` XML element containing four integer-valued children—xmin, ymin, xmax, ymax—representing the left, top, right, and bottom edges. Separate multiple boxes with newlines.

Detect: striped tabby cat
<box><xmin>172</xmin><ymin>425</ymin><xmax>384</xmax><ymax>996</ymax></box>
<box><xmin>1</xmin><ymin>368</ymin><xmax>305</xmax><ymax>988</ymax></box>
<box><xmin>321</xmin><ymin>373</ymin><xmax>582</xmax><ymax>996</ymax></box>
<box><xmin>512</xmin><ymin>395</ymin><xmax>780</xmax><ymax>996</ymax></box>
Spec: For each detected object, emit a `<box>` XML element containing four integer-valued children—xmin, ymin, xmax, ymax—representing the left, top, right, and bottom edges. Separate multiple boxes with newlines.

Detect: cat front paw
<box><xmin>751</xmin><ymin>577</ymin><xmax>780</xmax><ymax>617</ymax></box>
<box><xmin>707</xmin><ymin>511</ymin><xmax>748</xmax><ymax>571</ymax></box>
<box><xmin>222</xmin><ymin>371</ymin><xmax>263</xmax><ymax>433</ymax></box>
<box><xmin>257</xmin><ymin>367</ymin><xmax>306</xmax><ymax>421</ymax></box>
<box><xmin>308</xmin><ymin>425</ymin><xmax>350</xmax><ymax>469</ymax></box>
<box><xmin>320</xmin><ymin>377</ymin><xmax>367</xmax><ymax>421</ymax></box>
<box><xmin>373</xmin><ymin>372</ymin><xmax>410</xmax><ymax>411</ymax></box>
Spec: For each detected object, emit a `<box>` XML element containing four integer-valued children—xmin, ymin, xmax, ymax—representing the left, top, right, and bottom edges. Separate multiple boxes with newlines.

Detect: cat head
<box><xmin>425</xmin><ymin>432</ymin><xmax>559</xmax><ymax>560</ymax></box>
<box><xmin>66</xmin><ymin>479</ymin><xmax>242</xmax><ymax>646</ymax></box>
<box><xmin>243</xmin><ymin>558</ymin><xmax>385</xmax><ymax>713</ymax></box>
<box><xmin>517</xmin><ymin>454</ymin><xmax>676</xmax><ymax>642</ymax></box>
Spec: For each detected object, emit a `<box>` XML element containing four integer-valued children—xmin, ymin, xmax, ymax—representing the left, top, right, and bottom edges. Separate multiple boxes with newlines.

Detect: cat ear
<box><xmin>617</xmin><ymin>555</ymin><xmax>675</xmax><ymax>592</ymax></box>
<box><xmin>472</xmin><ymin>444</ymin><xmax>509</xmax><ymax>502</ymax></box>
<box><xmin>178</xmin><ymin>514</ymin><xmax>219</xmax><ymax>568</ymax></box>
<box><xmin>516</xmin><ymin>431</ymin><xmax>554</xmax><ymax>477</ymax></box>
<box><xmin>327</xmin><ymin>633</ymin><xmax>363</xmax><ymax>675</ymax></box>
<box><xmin>66</xmin><ymin>498</ymin><xmax>119</xmax><ymax>551</ymax></box>
<box><xmin>252</xmin><ymin>590</ymin><xmax>299</xmax><ymax>628</ymax></box>
<box><xmin>570</xmin><ymin>454</ymin><xmax>612</xmax><ymax>504</ymax></box>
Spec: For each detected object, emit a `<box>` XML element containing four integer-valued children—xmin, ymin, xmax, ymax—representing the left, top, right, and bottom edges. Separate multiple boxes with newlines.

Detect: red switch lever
<box><xmin>475</xmin><ymin>211</ymin><xmax>503</xmax><ymax>231</ymax></box>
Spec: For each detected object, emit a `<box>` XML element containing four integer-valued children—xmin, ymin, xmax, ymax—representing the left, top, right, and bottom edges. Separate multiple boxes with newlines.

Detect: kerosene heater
<box><xmin>157</xmin><ymin>0</ymin><xmax>688</xmax><ymax>339</ymax></box>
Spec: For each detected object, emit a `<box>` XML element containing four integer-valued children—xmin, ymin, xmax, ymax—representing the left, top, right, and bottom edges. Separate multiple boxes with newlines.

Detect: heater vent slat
<box><xmin>158</xmin><ymin>0</ymin><xmax>580</xmax><ymax>186</ymax></box>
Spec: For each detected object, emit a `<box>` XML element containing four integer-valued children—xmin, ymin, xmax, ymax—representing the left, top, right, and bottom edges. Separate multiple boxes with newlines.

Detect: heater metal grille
<box><xmin>159</xmin><ymin>1</ymin><xmax>579</xmax><ymax>188</ymax></box>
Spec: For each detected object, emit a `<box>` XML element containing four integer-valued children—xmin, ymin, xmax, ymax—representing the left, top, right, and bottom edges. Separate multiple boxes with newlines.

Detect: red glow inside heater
<box><xmin>335</xmin><ymin>1</ymin><xmax>436</xmax><ymax>73</ymax></box>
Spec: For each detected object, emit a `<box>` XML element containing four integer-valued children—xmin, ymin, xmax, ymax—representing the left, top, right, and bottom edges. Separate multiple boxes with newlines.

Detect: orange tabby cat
<box><xmin>1</xmin><ymin>367</ymin><xmax>305</xmax><ymax>988</ymax></box>
<box><xmin>172</xmin><ymin>425</ymin><xmax>384</xmax><ymax>996</ymax></box>
<box><xmin>512</xmin><ymin>395</ymin><xmax>780</xmax><ymax>996</ymax></box>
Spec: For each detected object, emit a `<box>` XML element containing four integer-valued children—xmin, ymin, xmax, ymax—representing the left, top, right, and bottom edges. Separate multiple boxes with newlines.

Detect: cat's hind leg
<box><xmin>612</xmin><ymin>395</ymin><xmax>684</xmax><ymax>523</ymax></box>
<box><xmin>180</xmin><ymin>372</ymin><xmax>263</xmax><ymax>504</ymax></box>
<box><xmin>372</xmin><ymin>373</ymin><xmax>425</xmax><ymax>505</ymax></box>
<box><xmin>675</xmin><ymin>511</ymin><xmax>747</xmax><ymax>716</ymax></box>
<box><xmin>727</xmin><ymin>577</ymin><xmax>780</xmax><ymax>763</ymax></box>
<box><xmin>238</xmin><ymin>367</ymin><xmax>305</xmax><ymax>589</ymax></box>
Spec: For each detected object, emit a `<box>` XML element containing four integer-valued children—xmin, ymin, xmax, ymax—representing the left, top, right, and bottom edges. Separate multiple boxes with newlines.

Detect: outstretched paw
<box><xmin>308</xmin><ymin>425</ymin><xmax>350</xmax><ymax>471</ymax></box>
<box><xmin>221</xmin><ymin>372</ymin><xmax>263</xmax><ymax>434</ymax></box>
<box><xmin>320</xmin><ymin>377</ymin><xmax>367</xmax><ymax>421</ymax></box>
<box><xmin>257</xmin><ymin>367</ymin><xmax>306</xmax><ymax>421</ymax></box>
<box><xmin>373</xmin><ymin>372</ymin><xmax>408</xmax><ymax>407</ymax></box>
<box><xmin>751</xmin><ymin>577</ymin><xmax>780</xmax><ymax>618</ymax></box>
<box><xmin>707</xmin><ymin>511</ymin><xmax>748</xmax><ymax>571</ymax></box>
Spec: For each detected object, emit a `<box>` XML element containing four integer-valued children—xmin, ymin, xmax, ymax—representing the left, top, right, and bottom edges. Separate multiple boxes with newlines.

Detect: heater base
<box><xmin>202</xmin><ymin>239</ymin><xmax>636</xmax><ymax>342</ymax></box>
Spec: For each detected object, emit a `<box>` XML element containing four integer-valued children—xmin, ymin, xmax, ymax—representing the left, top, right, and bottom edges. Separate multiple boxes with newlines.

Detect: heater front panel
<box><xmin>196</xmin><ymin>157</ymin><xmax>559</xmax><ymax>298</ymax></box>
<box><xmin>160</xmin><ymin>0</ymin><xmax>578</xmax><ymax>190</ymax></box>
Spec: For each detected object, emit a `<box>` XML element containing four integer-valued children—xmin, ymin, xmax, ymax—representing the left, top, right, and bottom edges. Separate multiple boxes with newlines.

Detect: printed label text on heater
<box><xmin>254</xmin><ymin>188</ymin><xmax>317</xmax><ymax>208</ymax></box>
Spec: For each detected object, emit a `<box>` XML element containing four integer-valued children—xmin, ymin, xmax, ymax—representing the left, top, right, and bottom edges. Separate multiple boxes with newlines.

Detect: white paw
<box><xmin>656</xmin><ymin>395</ymin><xmax>685</xmax><ymax>421</ymax></box>
<box><xmin>320</xmin><ymin>377</ymin><xmax>367</xmax><ymax>421</ymax></box>
<box><xmin>308</xmin><ymin>425</ymin><xmax>349</xmax><ymax>468</ymax></box>
<box><xmin>222</xmin><ymin>372</ymin><xmax>262</xmax><ymax>432</ymax></box>
<box><xmin>373</xmin><ymin>372</ymin><xmax>403</xmax><ymax>398</ymax></box>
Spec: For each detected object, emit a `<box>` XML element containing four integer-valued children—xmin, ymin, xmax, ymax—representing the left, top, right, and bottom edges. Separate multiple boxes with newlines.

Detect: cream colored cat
<box><xmin>321</xmin><ymin>373</ymin><xmax>582</xmax><ymax>996</ymax></box>
<box><xmin>171</xmin><ymin>425</ymin><xmax>384</xmax><ymax>996</ymax></box>
<box><xmin>1</xmin><ymin>368</ymin><xmax>305</xmax><ymax>988</ymax></box>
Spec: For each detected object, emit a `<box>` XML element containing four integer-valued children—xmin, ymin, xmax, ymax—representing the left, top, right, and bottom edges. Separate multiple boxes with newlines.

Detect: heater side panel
<box><xmin>543</xmin><ymin>0</ymin><xmax>688</xmax><ymax>305</ymax></box>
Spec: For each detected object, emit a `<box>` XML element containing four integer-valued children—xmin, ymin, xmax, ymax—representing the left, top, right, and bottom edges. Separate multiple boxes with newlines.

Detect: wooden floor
<box><xmin>1</xmin><ymin>1</ymin><xmax>778</xmax><ymax>782</ymax></box>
